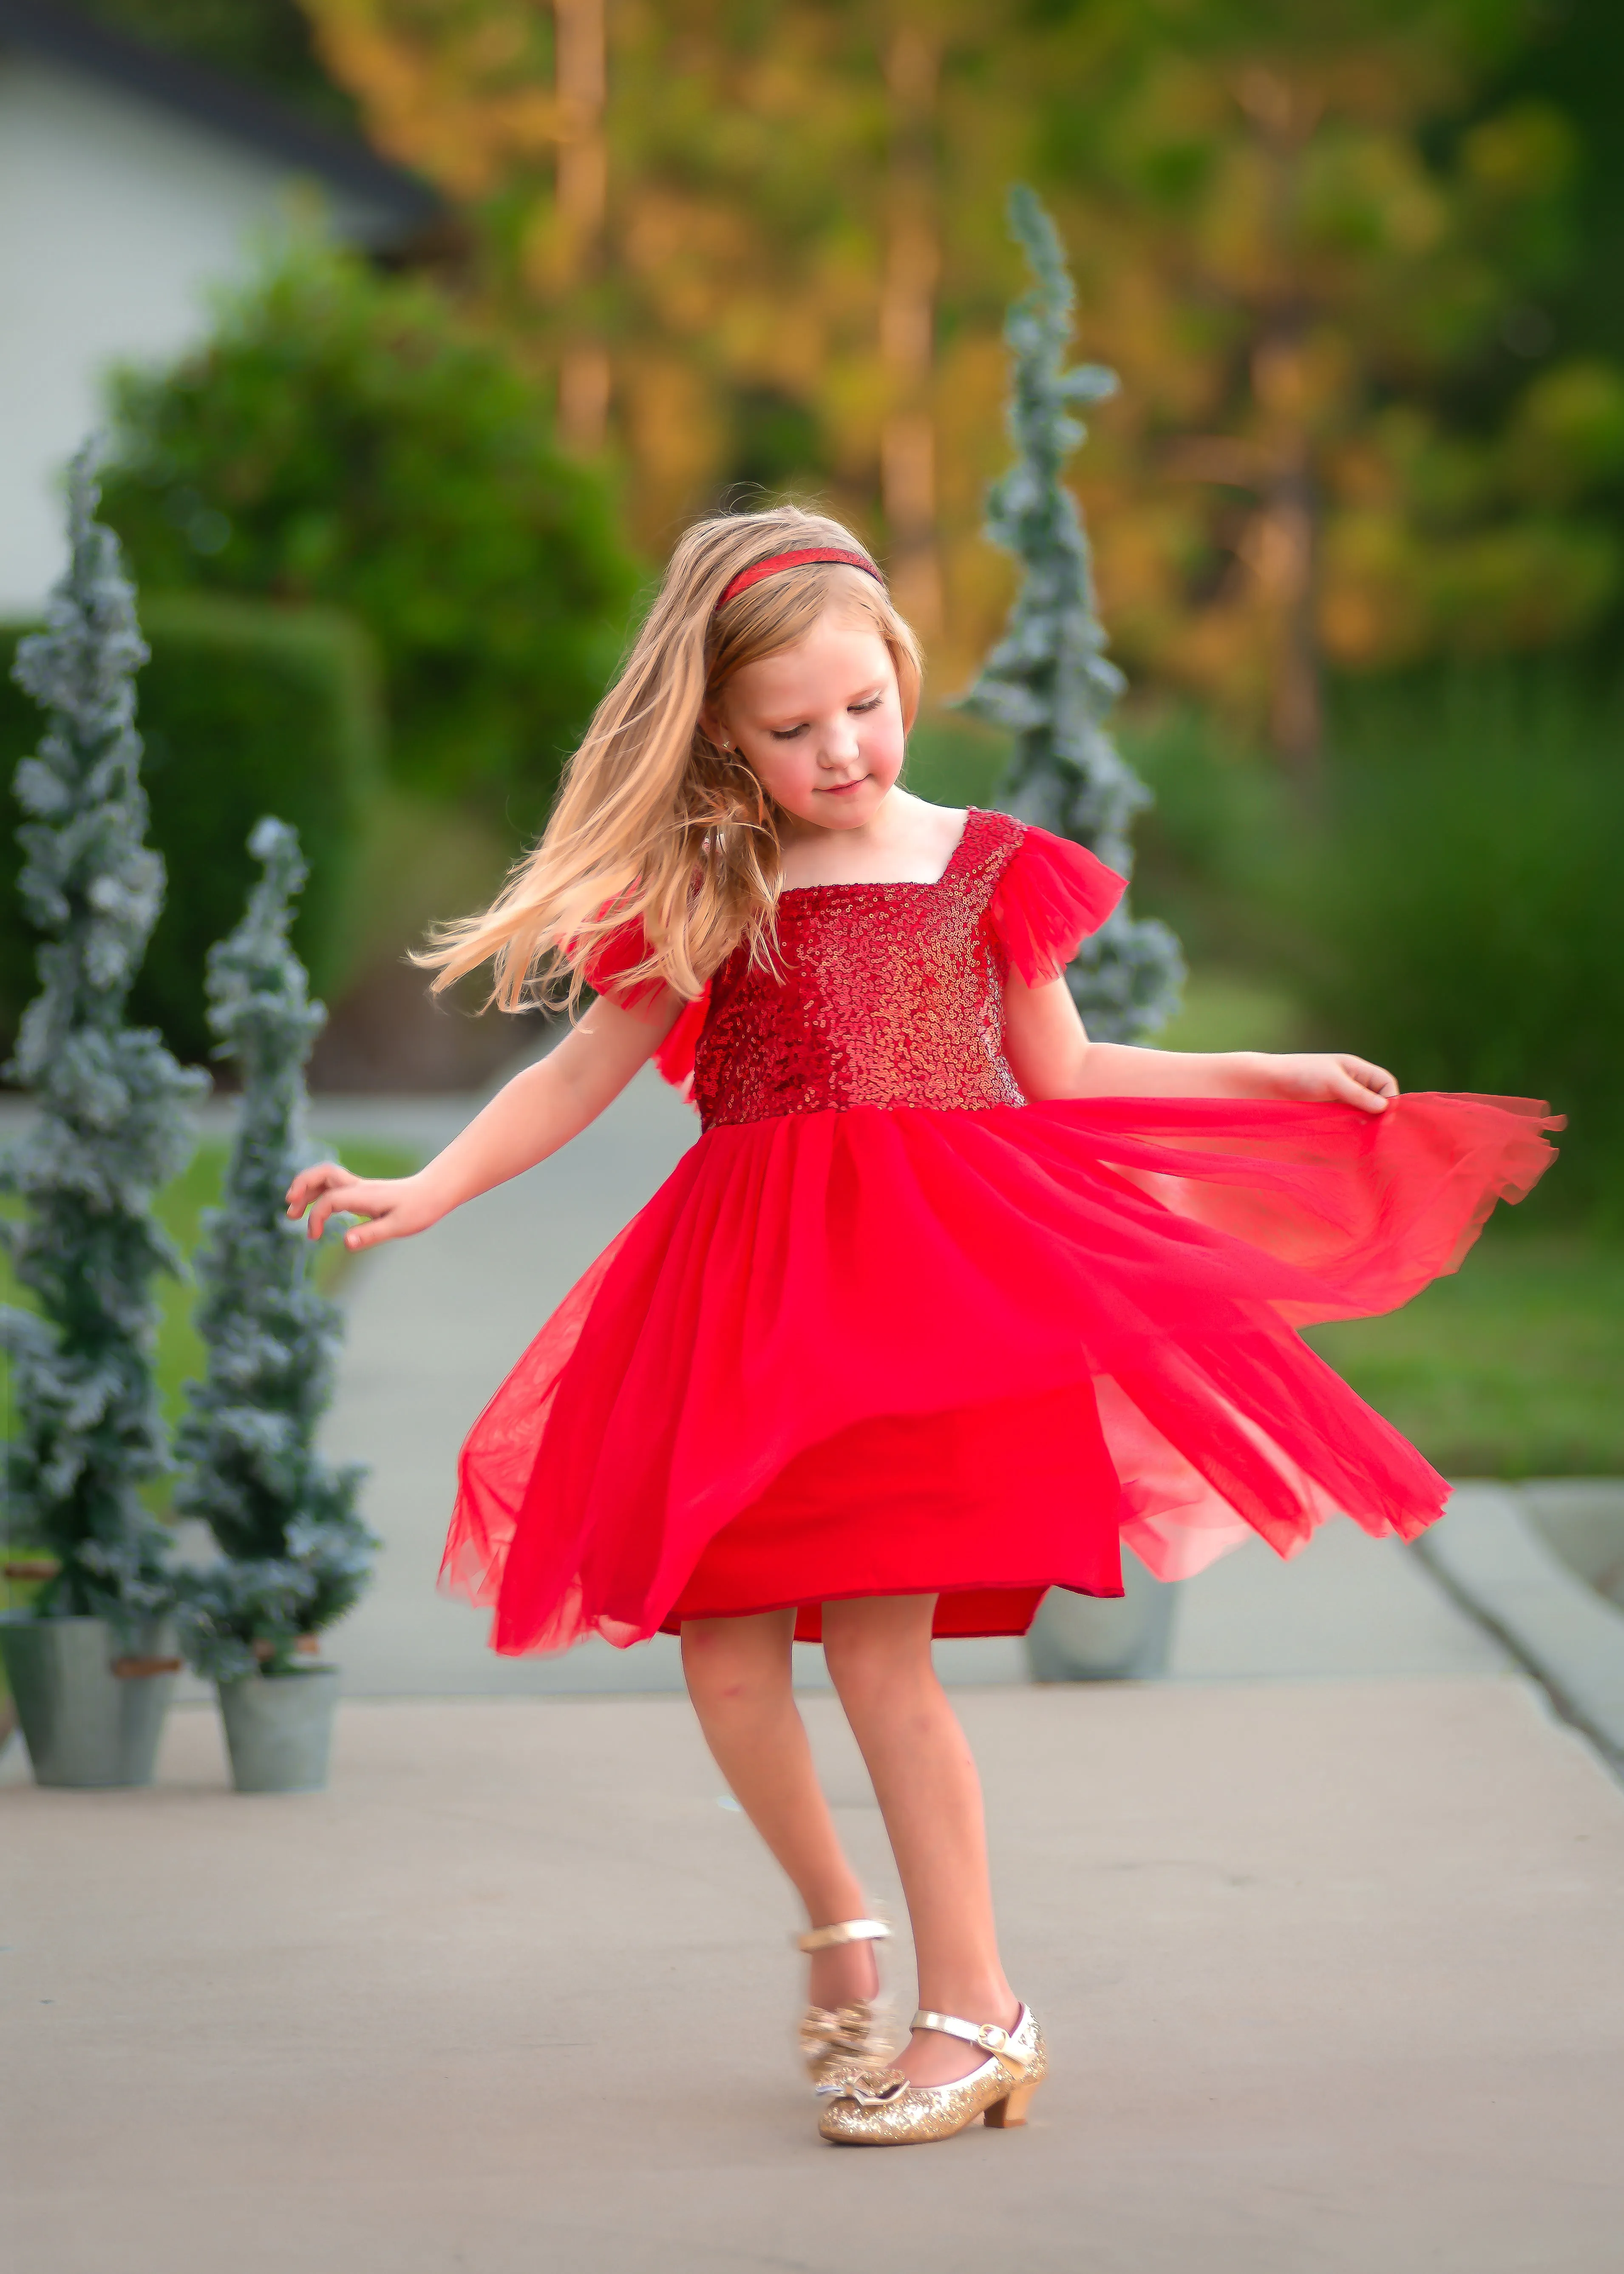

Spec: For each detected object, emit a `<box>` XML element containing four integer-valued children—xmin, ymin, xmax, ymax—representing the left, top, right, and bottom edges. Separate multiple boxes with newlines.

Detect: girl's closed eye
<box><xmin>768</xmin><ymin>691</ymin><xmax>885</xmax><ymax>740</ymax></box>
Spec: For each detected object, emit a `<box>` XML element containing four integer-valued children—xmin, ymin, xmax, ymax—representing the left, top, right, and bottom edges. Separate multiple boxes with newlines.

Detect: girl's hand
<box><xmin>1248</xmin><ymin>1052</ymin><xmax>1398</xmax><ymax>1113</ymax></box>
<box><xmin>285</xmin><ymin>1163</ymin><xmax>442</xmax><ymax>1251</ymax></box>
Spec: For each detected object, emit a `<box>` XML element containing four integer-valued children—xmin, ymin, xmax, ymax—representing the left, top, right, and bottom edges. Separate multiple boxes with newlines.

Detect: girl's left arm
<box><xmin>1002</xmin><ymin>971</ymin><xmax>1397</xmax><ymax>1115</ymax></box>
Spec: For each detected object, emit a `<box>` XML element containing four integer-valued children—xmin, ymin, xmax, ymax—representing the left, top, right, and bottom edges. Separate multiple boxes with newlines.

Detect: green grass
<box><xmin>1308</xmin><ymin>1226</ymin><xmax>1624</xmax><ymax>1478</ymax></box>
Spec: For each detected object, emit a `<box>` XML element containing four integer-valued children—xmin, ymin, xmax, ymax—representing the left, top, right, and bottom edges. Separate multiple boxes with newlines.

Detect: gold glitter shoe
<box><xmin>816</xmin><ymin>2003</ymin><xmax>1046</xmax><ymax>2146</ymax></box>
<box><xmin>794</xmin><ymin>1917</ymin><xmax>896</xmax><ymax>2087</ymax></box>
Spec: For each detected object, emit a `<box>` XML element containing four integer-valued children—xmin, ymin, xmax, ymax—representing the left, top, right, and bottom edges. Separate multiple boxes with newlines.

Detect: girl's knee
<box><xmin>822</xmin><ymin>1599</ymin><xmax>936</xmax><ymax>1706</ymax></box>
<box><xmin>681</xmin><ymin>1614</ymin><xmax>792</xmax><ymax>1711</ymax></box>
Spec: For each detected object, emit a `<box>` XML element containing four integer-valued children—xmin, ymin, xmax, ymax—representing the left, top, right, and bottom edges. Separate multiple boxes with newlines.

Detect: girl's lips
<box><xmin>818</xmin><ymin>776</ymin><xmax>869</xmax><ymax>796</ymax></box>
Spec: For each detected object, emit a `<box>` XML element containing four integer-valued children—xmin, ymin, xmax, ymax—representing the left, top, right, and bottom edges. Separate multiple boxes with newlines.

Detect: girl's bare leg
<box><xmin>682</xmin><ymin>1609</ymin><xmax>878</xmax><ymax>2010</ymax></box>
<box><xmin>821</xmin><ymin>1593</ymin><xmax>1018</xmax><ymax>2087</ymax></box>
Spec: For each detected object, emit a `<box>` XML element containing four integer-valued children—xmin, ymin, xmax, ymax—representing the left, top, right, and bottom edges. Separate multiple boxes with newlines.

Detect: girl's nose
<box><xmin>819</xmin><ymin>716</ymin><xmax>861</xmax><ymax>767</ymax></box>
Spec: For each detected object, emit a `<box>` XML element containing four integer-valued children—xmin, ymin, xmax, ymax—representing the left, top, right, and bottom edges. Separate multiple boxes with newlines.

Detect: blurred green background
<box><xmin>2</xmin><ymin>0</ymin><xmax>1619</xmax><ymax>1478</ymax></box>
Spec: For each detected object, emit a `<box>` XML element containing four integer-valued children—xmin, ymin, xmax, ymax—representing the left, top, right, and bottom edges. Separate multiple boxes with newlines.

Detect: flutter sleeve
<box><xmin>988</xmin><ymin>823</ymin><xmax>1127</xmax><ymax>984</ymax></box>
<box><xmin>584</xmin><ymin>916</ymin><xmax>707</xmax><ymax>1104</ymax></box>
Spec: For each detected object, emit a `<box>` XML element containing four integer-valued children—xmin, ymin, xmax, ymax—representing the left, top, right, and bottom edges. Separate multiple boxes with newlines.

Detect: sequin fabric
<box><xmin>816</xmin><ymin>2005</ymin><xmax>1048</xmax><ymax>2146</ymax></box>
<box><xmin>694</xmin><ymin>809</ymin><xmax>1027</xmax><ymax>1131</ymax></box>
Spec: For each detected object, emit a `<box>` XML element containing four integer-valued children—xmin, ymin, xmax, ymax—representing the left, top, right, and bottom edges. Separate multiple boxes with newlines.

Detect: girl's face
<box><xmin>709</xmin><ymin>611</ymin><xmax>907</xmax><ymax>835</ymax></box>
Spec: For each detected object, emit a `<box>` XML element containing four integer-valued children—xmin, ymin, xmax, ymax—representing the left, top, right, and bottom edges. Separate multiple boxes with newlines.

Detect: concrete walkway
<box><xmin>5</xmin><ymin>1678</ymin><xmax>1621</xmax><ymax>2274</ymax></box>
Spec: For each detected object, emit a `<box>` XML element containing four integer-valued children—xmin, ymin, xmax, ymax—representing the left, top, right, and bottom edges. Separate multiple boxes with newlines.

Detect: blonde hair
<box><xmin>419</xmin><ymin>507</ymin><xmax>923</xmax><ymax>1011</ymax></box>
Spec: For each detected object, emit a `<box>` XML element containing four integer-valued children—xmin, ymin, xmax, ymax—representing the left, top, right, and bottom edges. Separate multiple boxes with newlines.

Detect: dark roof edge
<box><xmin>0</xmin><ymin>0</ymin><xmax>441</xmax><ymax>230</ymax></box>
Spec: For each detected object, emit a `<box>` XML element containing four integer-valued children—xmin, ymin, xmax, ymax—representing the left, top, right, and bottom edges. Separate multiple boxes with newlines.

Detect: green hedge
<box><xmin>0</xmin><ymin>593</ymin><xmax>382</xmax><ymax>1066</ymax></box>
<box><xmin>1293</xmin><ymin>663</ymin><xmax>1624</xmax><ymax>1217</ymax></box>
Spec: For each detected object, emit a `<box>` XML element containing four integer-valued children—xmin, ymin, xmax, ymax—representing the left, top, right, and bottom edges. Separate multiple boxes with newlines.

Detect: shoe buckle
<box><xmin>976</xmin><ymin>2024</ymin><xmax>1009</xmax><ymax>2052</ymax></box>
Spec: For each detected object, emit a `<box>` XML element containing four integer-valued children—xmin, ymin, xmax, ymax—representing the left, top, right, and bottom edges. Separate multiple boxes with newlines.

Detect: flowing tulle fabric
<box><xmin>442</xmin><ymin>1086</ymin><xmax>1558</xmax><ymax>1653</ymax></box>
<box><xmin>444</xmin><ymin>818</ymin><xmax>1557</xmax><ymax>1651</ymax></box>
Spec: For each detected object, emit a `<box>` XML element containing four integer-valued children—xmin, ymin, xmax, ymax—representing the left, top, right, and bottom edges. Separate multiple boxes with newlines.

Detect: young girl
<box><xmin>288</xmin><ymin>506</ymin><xmax>1556</xmax><ymax>2149</ymax></box>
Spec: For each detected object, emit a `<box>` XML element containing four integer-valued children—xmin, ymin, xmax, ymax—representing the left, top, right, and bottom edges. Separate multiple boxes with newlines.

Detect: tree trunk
<box><xmin>1236</xmin><ymin>67</ymin><xmax>1323</xmax><ymax>770</ymax></box>
<box><xmin>1267</xmin><ymin>453</ymin><xmax>1321</xmax><ymax>768</ymax></box>
<box><xmin>1250</xmin><ymin>331</ymin><xmax>1321</xmax><ymax>772</ymax></box>
<box><xmin>881</xmin><ymin>18</ymin><xmax>941</xmax><ymax>633</ymax></box>
<box><xmin>555</xmin><ymin>0</ymin><xmax>609</xmax><ymax>452</ymax></box>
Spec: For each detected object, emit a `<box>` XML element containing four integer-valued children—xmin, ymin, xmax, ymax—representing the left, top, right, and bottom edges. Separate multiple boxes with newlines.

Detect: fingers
<box><xmin>306</xmin><ymin>1178</ymin><xmax>374</xmax><ymax>1241</ymax></box>
<box><xmin>288</xmin><ymin>1162</ymin><xmax>387</xmax><ymax>1241</ymax></box>
<box><xmin>1342</xmin><ymin>1055</ymin><xmax>1398</xmax><ymax>1098</ymax></box>
<box><xmin>286</xmin><ymin>1161</ymin><xmax>346</xmax><ymax>1215</ymax></box>
<box><xmin>306</xmin><ymin>1187</ymin><xmax>358</xmax><ymax>1240</ymax></box>
<box><xmin>342</xmin><ymin>1215</ymin><xmax>394</xmax><ymax>1252</ymax></box>
<box><xmin>285</xmin><ymin>1164</ymin><xmax>427</xmax><ymax>1251</ymax></box>
<box><xmin>1330</xmin><ymin>1059</ymin><xmax>1391</xmax><ymax>1113</ymax></box>
<box><xmin>1343</xmin><ymin>1081</ymin><xmax>1388</xmax><ymax>1113</ymax></box>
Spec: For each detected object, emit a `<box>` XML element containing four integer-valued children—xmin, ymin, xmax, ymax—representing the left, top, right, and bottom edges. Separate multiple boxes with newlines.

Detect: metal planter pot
<box><xmin>1025</xmin><ymin>1557</ymin><xmax>1179</xmax><ymax>1682</ymax></box>
<box><xmin>216</xmin><ymin>1666</ymin><xmax>340</xmax><ymax>1793</ymax></box>
<box><xmin>0</xmin><ymin>1613</ymin><xmax>179</xmax><ymax>1787</ymax></box>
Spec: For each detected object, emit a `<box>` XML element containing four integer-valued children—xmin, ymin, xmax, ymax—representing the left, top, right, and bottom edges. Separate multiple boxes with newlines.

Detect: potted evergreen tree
<box><xmin>174</xmin><ymin>819</ymin><xmax>374</xmax><ymax>1793</ymax></box>
<box><xmin>0</xmin><ymin>446</ymin><xmax>206</xmax><ymax>1786</ymax></box>
<box><xmin>963</xmin><ymin>190</ymin><xmax>1185</xmax><ymax>1683</ymax></box>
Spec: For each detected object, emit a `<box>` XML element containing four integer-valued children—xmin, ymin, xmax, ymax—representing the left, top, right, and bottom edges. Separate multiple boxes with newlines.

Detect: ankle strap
<box><xmin>911</xmin><ymin>2007</ymin><xmax>1028</xmax><ymax>2070</ymax></box>
<box><xmin>795</xmin><ymin>1917</ymin><xmax>891</xmax><ymax>1953</ymax></box>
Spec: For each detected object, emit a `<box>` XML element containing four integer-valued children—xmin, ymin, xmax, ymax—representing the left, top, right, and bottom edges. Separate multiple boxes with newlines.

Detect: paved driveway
<box><xmin>4</xmin><ymin>1677</ymin><xmax>1621</xmax><ymax>2273</ymax></box>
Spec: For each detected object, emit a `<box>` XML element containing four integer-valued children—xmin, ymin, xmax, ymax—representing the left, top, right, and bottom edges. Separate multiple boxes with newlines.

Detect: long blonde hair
<box><xmin>418</xmin><ymin>507</ymin><xmax>923</xmax><ymax>1011</ymax></box>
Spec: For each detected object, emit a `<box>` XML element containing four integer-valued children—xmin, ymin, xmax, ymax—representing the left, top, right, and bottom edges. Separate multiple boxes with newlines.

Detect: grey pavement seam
<box><xmin>1415</xmin><ymin>1482</ymin><xmax>1624</xmax><ymax>1777</ymax></box>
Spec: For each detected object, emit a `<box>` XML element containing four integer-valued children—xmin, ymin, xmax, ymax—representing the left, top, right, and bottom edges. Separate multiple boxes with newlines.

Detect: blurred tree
<box><xmin>297</xmin><ymin>1</ymin><xmax>1624</xmax><ymax>731</ymax></box>
<box><xmin>299</xmin><ymin>2</ymin><xmax>859</xmax><ymax>497</ymax></box>
<box><xmin>98</xmin><ymin>233</ymin><xmax>640</xmax><ymax>824</ymax></box>
<box><xmin>999</xmin><ymin>0</ymin><xmax>1624</xmax><ymax>758</ymax></box>
<box><xmin>300</xmin><ymin>0</ymin><xmax>991</xmax><ymax>650</ymax></box>
<box><xmin>1477</xmin><ymin>0</ymin><xmax>1624</xmax><ymax>654</ymax></box>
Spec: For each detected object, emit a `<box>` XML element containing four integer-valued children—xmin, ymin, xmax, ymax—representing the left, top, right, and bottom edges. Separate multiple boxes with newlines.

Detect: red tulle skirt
<box><xmin>442</xmin><ymin>1092</ymin><xmax>1557</xmax><ymax>1653</ymax></box>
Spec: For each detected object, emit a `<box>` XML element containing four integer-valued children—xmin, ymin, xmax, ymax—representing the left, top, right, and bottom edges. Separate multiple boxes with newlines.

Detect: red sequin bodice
<box><xmin>694</xmin><ymin>809</ymin><xmax>1027</xmax><ymax>1130</ymax></box>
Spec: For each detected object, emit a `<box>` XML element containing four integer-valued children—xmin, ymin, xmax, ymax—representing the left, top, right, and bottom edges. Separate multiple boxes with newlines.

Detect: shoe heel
<box><xmin>984</xmin><ymin>2078</ymin><xmax>1039</xmax><ymax>2129</ymax></box>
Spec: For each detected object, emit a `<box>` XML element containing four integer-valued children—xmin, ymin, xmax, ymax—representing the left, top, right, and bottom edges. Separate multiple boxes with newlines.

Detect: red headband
<box><xmin>715</xmin><ymin>546</ymin><xmax>884</xmax><ymax>612</ymax></box>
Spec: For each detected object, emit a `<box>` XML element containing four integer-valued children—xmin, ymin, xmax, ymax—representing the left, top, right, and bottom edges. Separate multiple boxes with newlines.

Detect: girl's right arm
<box><xmin>286</xmin><ymin>990</ymin><xmax>684</xmax><ymax>1252</ymax></box>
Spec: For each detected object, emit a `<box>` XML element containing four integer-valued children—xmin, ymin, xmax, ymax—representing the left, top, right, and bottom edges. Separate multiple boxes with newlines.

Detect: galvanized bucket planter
<box><xmin>0</xmin><ymin>1613</ymin><xmax>180</xmax><ymax>1787</ymax></box>
<box><xmin>216</xmin><ymin>1665</ymin><xmax>340</xmax><ymax>1793</ymax></box>
<box><xmin>1025</xmin><ymin>1557</ymin><xmax>1180</xmax><ymax>1682</ymax></box>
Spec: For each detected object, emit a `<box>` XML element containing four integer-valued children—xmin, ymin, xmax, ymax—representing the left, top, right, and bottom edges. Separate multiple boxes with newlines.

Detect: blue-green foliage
<box><xmin>0</xmin><ymin>447</ymin><xmax>205</xmax><ymax>1622</ymax></box>
<box><xmin>963</xmin><ymin>186</ymin><xmax>1184</xmax><ymax>1041</ymax></box>
<box><xmin>175</xmin><ymin>821</ymin><xmax>375</xmax><ymax>1681</ymax></box>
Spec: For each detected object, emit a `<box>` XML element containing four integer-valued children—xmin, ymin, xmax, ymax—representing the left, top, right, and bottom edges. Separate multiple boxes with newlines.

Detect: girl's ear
<box><xmin>699</xmin><ymin>701</ymin><xmax>728</xmax><ymax>749</ymax></box>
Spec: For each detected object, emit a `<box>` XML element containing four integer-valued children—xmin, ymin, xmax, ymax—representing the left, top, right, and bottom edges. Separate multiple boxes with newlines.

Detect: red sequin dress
<box><xmin>441</xmin><ymin>809</ymin><xmax>1557</xmax><ymax>1654</ymax></box>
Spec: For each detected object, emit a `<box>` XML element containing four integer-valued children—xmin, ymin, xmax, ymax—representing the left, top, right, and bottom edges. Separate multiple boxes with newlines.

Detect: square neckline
<box><xmin>777</xmin><ymin>807</ymin><xmax>983</xmax><ymax>900</ymax></box>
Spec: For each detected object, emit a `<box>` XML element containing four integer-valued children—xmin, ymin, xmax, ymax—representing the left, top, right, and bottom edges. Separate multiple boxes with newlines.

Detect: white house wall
<box><xmin>0</xmin><ymin>50</ymin><xmax>395</xmax><ymax>615</ymax></box>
